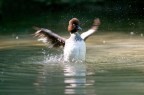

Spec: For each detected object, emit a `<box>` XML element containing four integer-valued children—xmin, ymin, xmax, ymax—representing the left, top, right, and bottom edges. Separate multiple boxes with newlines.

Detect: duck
<box><xmin>34</xmin><ymin>18</ymin><xmax>100</xmax><ymax>62</ymax></box>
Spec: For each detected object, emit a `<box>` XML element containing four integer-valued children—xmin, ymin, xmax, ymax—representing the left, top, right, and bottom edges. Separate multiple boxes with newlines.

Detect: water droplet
<box><xmin>16</xmin><ymin>36</ymin><xmax>19</xmax><ymax>40</ymax></box>
<box><xmin>140</xmin><ymin>33</ymin><xmax>143</xmax><ymax>37</ymax></box>
<box><xmin>103</xmin><ymin>40</ymin><xmax>106</xmax><ymax>44</ymax></box>
<box><xmin>130</xmin><ymin>32</ymin><xmax>134</xmax><ymax>35</ymax></box>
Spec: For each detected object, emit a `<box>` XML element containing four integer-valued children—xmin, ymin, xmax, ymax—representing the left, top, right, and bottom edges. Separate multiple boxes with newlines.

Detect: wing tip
<box><xmin>93</xmin><ymin>18</ymin><xmax>101</xmax><ymax>26</ymax></box>
<box><xmin>91</xmin><ymin>18</ymin><xmax>101</xmax><ymax>30</ymax></box>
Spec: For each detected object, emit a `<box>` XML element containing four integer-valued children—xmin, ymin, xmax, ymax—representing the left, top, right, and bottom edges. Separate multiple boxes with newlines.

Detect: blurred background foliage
<box><xmin>0</xmin><ymin>0</ymin><xmax>143</xmax><ymax>34</ymax></box>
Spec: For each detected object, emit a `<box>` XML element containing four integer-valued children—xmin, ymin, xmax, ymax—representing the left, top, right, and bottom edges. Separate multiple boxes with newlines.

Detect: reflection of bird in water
<box><xmin>34</xmin><ymin>18</ymin><xmax>100</xmax><ymax>62</ymax></box>
<box><xmin>63</xmin><ymin>63</ymin><xmax>86</xmax><ymax>94</ymax></box>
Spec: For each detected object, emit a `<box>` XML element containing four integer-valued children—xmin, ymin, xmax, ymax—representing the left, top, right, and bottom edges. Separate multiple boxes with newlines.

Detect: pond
<box><xmin>1</xmin><ymin>32</ymin><xmax>144</xmax><ymax>95</ymax></box>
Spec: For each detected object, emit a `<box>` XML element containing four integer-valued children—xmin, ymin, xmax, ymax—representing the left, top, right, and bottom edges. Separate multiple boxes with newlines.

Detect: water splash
<box><xmin>39</xmin><ymin>48</ymin><xmax>63</xmax><ymax>64</ymax></box>
<box><xmin>41</xmin><ymin>49</ymin><xmax>86</xmax><ymax>64</ymax></box>
<box><xmin>43</xmin><ymin>54</ymin><xmax>63</xmax><ymax>64</ymax></box>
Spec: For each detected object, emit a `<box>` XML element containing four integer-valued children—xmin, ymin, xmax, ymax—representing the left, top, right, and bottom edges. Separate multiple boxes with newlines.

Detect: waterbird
<box><xmin>34</xmin><ymin>18</ymin><xmax>100</xmax><ymax>62</ymax></box>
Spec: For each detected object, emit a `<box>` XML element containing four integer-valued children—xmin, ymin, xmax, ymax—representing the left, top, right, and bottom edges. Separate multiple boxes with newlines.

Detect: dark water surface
<box><xmin>1</xmin><ymin>33</ymin><xmax>144</xmax><ymax>95</ymax></box>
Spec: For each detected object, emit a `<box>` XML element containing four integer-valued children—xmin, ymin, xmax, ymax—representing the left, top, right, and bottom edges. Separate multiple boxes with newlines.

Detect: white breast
<box><xmin>64</xmin><ymin>34</ymin><xmax>86</xmax><ymax>62</ymax></box>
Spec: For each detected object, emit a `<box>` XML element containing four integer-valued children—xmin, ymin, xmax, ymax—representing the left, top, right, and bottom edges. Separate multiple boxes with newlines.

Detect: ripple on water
<box><xmin>1</xmin><ymin>33</ymin><xmax>144</xmax><ymax>95</ymax></box>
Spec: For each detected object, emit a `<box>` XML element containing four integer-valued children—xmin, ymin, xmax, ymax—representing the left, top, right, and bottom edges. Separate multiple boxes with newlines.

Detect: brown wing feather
<box><xmin>33</xmin><ymin>27</ymin><xmax>66</xmax><ymax>48</ymax></box>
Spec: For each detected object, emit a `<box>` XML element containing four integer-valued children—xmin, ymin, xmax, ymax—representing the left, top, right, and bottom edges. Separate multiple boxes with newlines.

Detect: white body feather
<box><xmin>64</xmin><ymin>33</ymin><xmax>86</xmax><ymax>62</ymax></box>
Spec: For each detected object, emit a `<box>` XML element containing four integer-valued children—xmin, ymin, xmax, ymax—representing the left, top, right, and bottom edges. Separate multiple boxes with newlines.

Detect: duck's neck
<box><xmin>70</xmin><ymin>32</ymin><xmax>79</xmax><ymax>36</ymax></box>
<box><xmin>70</xmin><ymin>32</ymin><xmax>82</xmax><ymax>41</ymax></box>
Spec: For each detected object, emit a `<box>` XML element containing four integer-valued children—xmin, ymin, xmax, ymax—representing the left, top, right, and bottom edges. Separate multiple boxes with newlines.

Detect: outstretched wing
<box><xmin>81</xmin><ymin>18</ymin><xmax>101</xmax><ymax>41</ymax></box>
<box><xmin>33</xmin><ymin>27</ymin><xmax>66</xmax><ymax>48</ymax></box>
